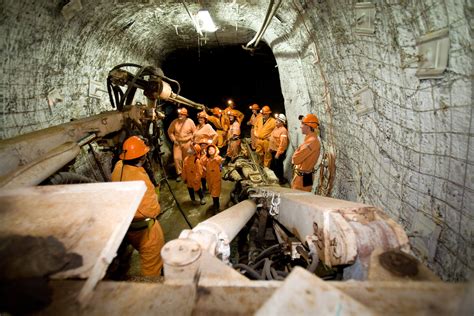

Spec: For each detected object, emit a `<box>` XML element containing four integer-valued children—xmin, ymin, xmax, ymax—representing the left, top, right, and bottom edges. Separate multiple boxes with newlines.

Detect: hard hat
<box><xmin>193</xmin><ymin>143</ymin><xmax>201</xmax><ymax>154</ymax></box>
<box><xmin>227</xmin><ymin>109</ymin><xmax>238</xmax><ymax>117</ymax></box>
<box><xmin>261</xmin><ymin>105</ymin><xmax>272</xmax><ymax>114</ymax></box>
<box><xmin>249</xmin><ymin>103</ymin><xmax>260</xmax><ymax>110</ymax></box>
<box><xmin>274</xmin><ymin>113</ymin><xmax>287</xmax><ymax>124</ymax></box>
<box><xmin>119</xmin><ymin>136</ymin><xmax>150</xmax><ymax>160</ymax></box>
<box><xmin>301</xmin><ymin>113</ymin><xmax>319</xmax><ymax>128</ymax></box>
<box><xmin>197</xmin><ymin>111</ymin><xmax>208</xmax><ymax>119</ymax></box>
<box><xmin>206</xmin><ymin>144</ymin><xmax>218</xmax><ymax>155</ymax></box>
<box><xmin>178</xmin><ymin>108</ymin><xmax>188</xmax><ymax>116</ymax></box>
<box><xmin>212</xmin><ymin>107</ymin><xmax>222</xmax><ymax>115</ymax></box>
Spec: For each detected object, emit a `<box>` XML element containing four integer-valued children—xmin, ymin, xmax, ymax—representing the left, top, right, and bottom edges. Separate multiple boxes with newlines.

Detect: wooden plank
<box><xmin>0</xmin><ymin>181</ymin><xmax>146</xmax><ymax>305</ymax></box>
<box><xmin>256</xmin><ymin>267</ymin><xmax>376</xmax><ymax>315</ymax></box>
<box><xmin>42</xmin><ymin>278</ymin><xmax>468</xmax><ymax>315</ymax></box>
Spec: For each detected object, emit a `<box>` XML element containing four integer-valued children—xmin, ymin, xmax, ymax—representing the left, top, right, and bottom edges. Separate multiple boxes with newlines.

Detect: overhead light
<box><xmin>196</xmin><ymin>9</ymin><xmax>218</xmax><ymax>33</ymax></box>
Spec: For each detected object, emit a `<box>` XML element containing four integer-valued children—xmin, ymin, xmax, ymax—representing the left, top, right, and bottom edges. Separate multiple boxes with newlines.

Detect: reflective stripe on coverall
<box><xmin>182</xmin><ymin>155</ymin><xmax>204</xmax><ymax>191</ymax></box>
<box><xmin>111</xmin><ymin>160</ymin><xmax>165</xmax><ymax>276</ymax></box>
<box><xmin>205</xmin><ymin>155</ymin><xmax>223</xmax><ymax>198</ymax></box>
<box><xmin>207</xmin><ymin>115</ymin><xmax>230</xmax><ymax>148</ymax></box>
<box><xmin>168</xmin><ymin>118</ymin><xmax>196</xmax><ymax>175</ymax></box>
<box><xmin>254</xmin><ymin>116</ymin><xmax>276</xmax><ymax>166</ymax></box>
<box><xmin>291</xmin><ymin>133</ymin><xmax>321</xmax><ymax>192</ymax></box>
<box><xmin>226</xmin><ymin>120</ymin><xmax>241</xmax><ymax>160</ymax></box>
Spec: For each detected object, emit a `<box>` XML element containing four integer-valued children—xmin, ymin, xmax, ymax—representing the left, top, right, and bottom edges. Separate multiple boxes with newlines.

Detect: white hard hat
<box><xmin>275</xmin><ymin>113</ymin><xmax>287</xmax><ymax>124</ymax></box>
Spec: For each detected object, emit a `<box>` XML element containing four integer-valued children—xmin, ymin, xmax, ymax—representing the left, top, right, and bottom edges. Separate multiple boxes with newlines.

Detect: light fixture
<box><xmin>196</xmin><ymin>9</ymin><xmax>218</xmax><ymax>33</ymax></box>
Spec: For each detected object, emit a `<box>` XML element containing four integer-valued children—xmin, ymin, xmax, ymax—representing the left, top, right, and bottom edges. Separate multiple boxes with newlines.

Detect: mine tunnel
<box><xmin>0</xmin><ymin>0</ymin><xmax>473</xmax><ymax>314</ymax></box>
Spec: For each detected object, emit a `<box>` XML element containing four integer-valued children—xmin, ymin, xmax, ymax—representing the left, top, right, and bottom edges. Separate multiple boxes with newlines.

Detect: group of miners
<box><xmin>110</xmin><ymin>100</ymin><xmax>321</xmax><ymax>277</ymax></box>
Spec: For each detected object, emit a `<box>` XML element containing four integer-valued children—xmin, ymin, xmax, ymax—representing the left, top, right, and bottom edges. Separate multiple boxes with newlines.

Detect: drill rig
<box><xmin>0</xmin><ymin>64</ymin><xmax>470</xmax><ymax>314</ymax></box>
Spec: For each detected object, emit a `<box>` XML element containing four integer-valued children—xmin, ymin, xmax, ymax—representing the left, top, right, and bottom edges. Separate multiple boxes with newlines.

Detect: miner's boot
<box><xmin>197</xmin><ymin>189</ymin><xmax>206</xmax><ymax>205</ymax></box>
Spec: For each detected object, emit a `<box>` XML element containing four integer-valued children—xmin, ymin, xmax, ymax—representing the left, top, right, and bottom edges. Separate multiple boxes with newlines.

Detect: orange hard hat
<box><xmin>227</xmin><ymin>109</ymin><xmax>238</xmax><ymax>117</ymax></box>
<box><xmin>301</xmin><ymin>113</ymin><xmax>319</xmax><ymax>128</ymax></box>
<box><xmin>261</xmin><ymin>105</ymin><xmax>271</xmax><ymax>114</ymax></box>
<box><xmin>197</xmin><ymin>111</ymin><xmax>208</xmax><ymax>119</ymax></box>
<box><xmin>249</xmin><ymin>103</ymin><xmax>260</xmax><ymax>110</ymax></box>
<box><xmin>178</xmin><ymin>108</ymin><xmax>188</xmax><ymax>116</ymax></box>
<box><xmin>206</xmin><ymin>144</ymin><xmax>218</xmax><ymax>155</ymax></box>
<box><xmin>212</xmin><ymin>107</ymin><xmax>222</xmax><ymax>115</ymax></box>
<box><xmin>119</xmin><ymin>136</ymin><xmax>150</xmax><ymax>160</ymax></box>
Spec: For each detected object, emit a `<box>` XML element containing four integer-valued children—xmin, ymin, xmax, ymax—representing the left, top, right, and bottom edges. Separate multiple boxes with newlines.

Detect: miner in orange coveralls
<box><xmin>167</xmin><ymin>107</ymin><xmax>196</xmax><ymax>182</ymax></box>
<box><xmin>182</xmin><ymin>144</ymin><xmax>206</xmax><ymax>205</ymax></box>
<box><xmin>247</xmin><ymin>103</ymin><xmax>261</xmax><ymax>150</ymax></box>
<box><xmin>269</xmin><ymin>113</ymin><xmax>289</xmax><ymax>184</ymax></box>
<box><xmin>111</xmin><ymin>136</ymin><xmax>165</xmax><ymax>276</ymax></box>
<box><xmin>291</xmin><ymin>114</ymin><xmax>321</xmax><ymax>192</ymax></box>
<box><xmin>207</xmin><ymin>107</ymin><xmax>230</xmax><ymax>152</ymax></box>
<box><xmin>224</xmin><ymin>99</ymin><xmax>245</xmax><ymax>124</ymax></box>
<box><xmin>226</xmin><ymin>109</ymin><xmax>241</xmax><ymax>162</ymax></box>
<box><xmin>254</xmin><ymin>105</ymin><xmax>276</xmax><ymax>166</ymax></box>
<box><xmin>193</xmin><ymin>111</ymin><xmax>218</xmax><ymax>149</ymax></box>
<box><xmin>205</xmin><ymin>144</ymin><xmax>223</xmax><ymax>212</ymax></box>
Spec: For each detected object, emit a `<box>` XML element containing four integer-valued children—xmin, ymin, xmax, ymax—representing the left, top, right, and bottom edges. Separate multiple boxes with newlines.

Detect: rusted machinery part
<box><xmin>317</xmin><ymin>149</ymin><xmax>336</xmax><ymax>196</ymax></box>
<box><xmin>379</xmin><ymin>250</ymin><xmax>419</xmax><ymax>277</ymax></box>
<box><xmin>48</xmin><ymin>172</ymin><xmax>96</xmax><ymax>185</ymax></box>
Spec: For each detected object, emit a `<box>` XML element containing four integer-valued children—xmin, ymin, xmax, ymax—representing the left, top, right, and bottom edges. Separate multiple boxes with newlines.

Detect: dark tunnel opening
<box><xmin>161</xmin><ymin>43</ymin><xmax>285</xmax><ymax>138</ymax></box>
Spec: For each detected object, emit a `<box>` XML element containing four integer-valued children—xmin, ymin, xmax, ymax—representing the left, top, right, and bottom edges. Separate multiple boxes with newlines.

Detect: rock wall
<box><xmin>270</xmin><ymin>0</ymin><xmax>473</xmax><ymax>281</ymax></box>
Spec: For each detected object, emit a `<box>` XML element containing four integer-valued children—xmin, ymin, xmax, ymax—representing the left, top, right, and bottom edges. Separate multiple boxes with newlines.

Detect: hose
<box><xmin>233</xmin><ymin>264</ymin><xmax>263</xmax><ymax>280</ymax></box>
<box><xmin>253</xmin><ymin>244</ymin><xmax>281</xmax><ymax>263</ymax></box>
<box><xmin>306</xmin><ymin>250</ymin><xmax>319</xmax><ymax>273</ymax></box>
<box><xmin>245</xmin><ymin>0</ymin><xmax>274</xmax><ymax>48</ymax></box>
<box><xmin>49</xmin><ymin>172</ymin><xmax>96</xmax><ymax>185</ymax></box>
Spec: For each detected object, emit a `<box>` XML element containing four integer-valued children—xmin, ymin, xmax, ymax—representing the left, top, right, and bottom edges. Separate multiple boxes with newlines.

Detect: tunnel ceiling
<box><xmin>72</xmin><ymin>0</ymin><xmax>290</xmax><ymax>61</ymax></box>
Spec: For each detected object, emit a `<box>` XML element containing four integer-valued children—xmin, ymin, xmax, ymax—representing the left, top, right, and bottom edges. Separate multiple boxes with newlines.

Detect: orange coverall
<box><xmin>205</xmin><ymin>154</ymin><xmax>223</xmax><ymax>198</ymax></box>
<box><xmin>168</xmin><ymin>118</ymin><xmax>196</xmax><ymax>175</ymax></box>
<box><xmin>268</xmin><ymin>125</ymin><xmax>289</xmax><ymax>180</ymax></box>
<box><xmin>254</xmin><ymin>116</ymin><xmax>276</xmax><ymax>166</ymax></box>
<box><xmin>291</xmin><ymin>133</ymin><xmax>321</xmax><ymax>192</ymax></box>
<box><xmin>193</xmin><ymin>123</ymin><xmax>217</xmax><ymax>148</ymax></box>
<box><xmin>207</xmin><ymin>115</ymin><xmax>230</xmax><ymax>148</ymax></box>
<box><xmin>111</xmin><ymin>160</ymin><xmax>165</xmax><ymax>276</ymax></box>
<box><xmin>224</xmin><ymin>107</ymin><xmax>245</xmax><ymax>124</ymax></box>
<box><xmin>182</xmin><ymin>154</ymin><xmax>204</xmax><ymax>191</ymax></box>
<box><xmin>226</xmin><ymin>120</ymin><xmax>241</xmax><ymax>160</ymax></box>
<box><xmin>248</xmin><ymin>112</ymin><xmax>261</xmax><ymax>150</ymax></box>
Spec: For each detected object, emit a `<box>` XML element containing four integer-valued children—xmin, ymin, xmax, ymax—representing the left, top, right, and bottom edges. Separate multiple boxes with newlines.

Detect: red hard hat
<box><xmin>261</xmin><ymin>105</ymin><xmax>271</xmax><ymax>114</ymax></box>
<box><xmin>178</xmin><ymin>108</ymin><xmax>188</xmax><ymax>116</ymax></box>
<box><xmin>119</xmin><ymin>136</ymin><xmax>150</xmax><ymax>160</ymax></box>
<box><xmin>301</xmin><ymin>114</ymin><xmax>319</xmax><ymax>128</ymax></box>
